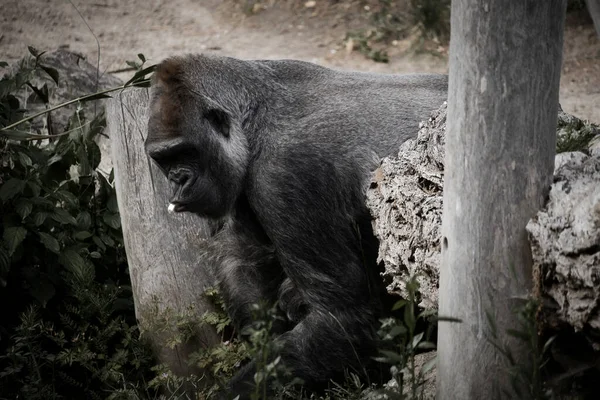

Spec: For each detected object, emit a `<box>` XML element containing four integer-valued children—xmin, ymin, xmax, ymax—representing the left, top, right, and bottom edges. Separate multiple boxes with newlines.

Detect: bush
<box><xmin>0</xmin><ymin>49</ymin><xmax>156</xmax><ymax>399</ymax></box>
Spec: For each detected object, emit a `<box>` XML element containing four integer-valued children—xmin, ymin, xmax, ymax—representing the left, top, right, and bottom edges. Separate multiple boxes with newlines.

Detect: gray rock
<box><xmin>367</xmin><ymin>103</ymin><xmax>446</xmax><ymax>309</ymax></box>
<box><xmin>367</xmin><ymin>103</ymin><xmax>600</xmax><ymax>316</ymax></box>
<box><xmin>527</xmin><ymin>152</ymin><xmax>600</xmax><ymax>332</ymax></box>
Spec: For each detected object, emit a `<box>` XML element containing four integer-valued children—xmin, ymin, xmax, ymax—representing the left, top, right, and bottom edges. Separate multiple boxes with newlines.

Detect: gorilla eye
<box><xmin>205</xmin><ymin>109</ymin><xmax>230</xmax><ymax>138</ymax></box>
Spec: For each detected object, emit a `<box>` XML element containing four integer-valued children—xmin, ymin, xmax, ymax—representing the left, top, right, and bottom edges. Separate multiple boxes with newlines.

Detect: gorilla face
<box><xmin>145</xmin><ymin>59</ymin><xmax>249</xmax><ymax>219</ymax></box>
<box><xmin>146</xmin><ymin>135</ymin><xmax>224</xmax><ymax>216</ymax></box>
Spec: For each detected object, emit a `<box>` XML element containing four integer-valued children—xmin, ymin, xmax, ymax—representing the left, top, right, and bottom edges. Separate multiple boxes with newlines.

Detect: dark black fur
<box><xmin>145</xmin><ymin>54</ymin><xmax>448</xmax><ymax>398</ymax></box>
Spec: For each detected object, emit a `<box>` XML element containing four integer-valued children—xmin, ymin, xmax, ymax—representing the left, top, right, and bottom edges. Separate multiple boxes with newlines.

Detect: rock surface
<box><xmin>367</xmin><ymin>103</ymin><xmax>600</xmax><ymax>311</ymax></box>
<box><xmin>366</xmin><ymin>103</ymin><xmax>446</xmax><ymax>309</ymax></box>
<box><xmin>527</xmin><ymin>152</ymin><xmax>600</xmax><ymax>332</ymax></box>
<box><xmin>366</xmin><ymin>104</ymin><xmax>600</xmax><ymax>398</ymax></box>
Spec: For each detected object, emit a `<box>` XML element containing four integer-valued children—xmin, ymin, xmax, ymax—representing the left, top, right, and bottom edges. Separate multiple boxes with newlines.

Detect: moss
<box><xmin>555</xmin><ymin>112</ymin><xmax>600</xmax><ymax>154</ymax></box>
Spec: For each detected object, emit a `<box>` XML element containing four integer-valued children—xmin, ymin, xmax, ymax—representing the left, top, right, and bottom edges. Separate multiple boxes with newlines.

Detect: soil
<box><xmin>1</xmin><ymin>0</ymin><xmax>599</xmax><ymax>123</ymax></box>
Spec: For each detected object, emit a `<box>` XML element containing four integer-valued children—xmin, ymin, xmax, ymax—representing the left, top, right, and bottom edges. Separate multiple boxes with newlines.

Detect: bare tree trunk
<box><xmin>437</xmin><ymin>1</ymin><xmax>566</xmax><ymax>399</ymax></box>
<box><xmin>106</xmin><ymin>88</ymin><xmax>220</xmax><ymax>381</ymax></box>
<box><xmin>586</xmin><ymin>0</ymin><xmax>600</xmax><ymax>38</ymax></box>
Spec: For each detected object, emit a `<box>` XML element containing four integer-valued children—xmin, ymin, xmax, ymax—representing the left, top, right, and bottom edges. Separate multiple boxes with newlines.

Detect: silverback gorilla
<box><xmin>145</xmin><ymin>54</ymin><xmax>447</xmax><ymax>398</ymax></box>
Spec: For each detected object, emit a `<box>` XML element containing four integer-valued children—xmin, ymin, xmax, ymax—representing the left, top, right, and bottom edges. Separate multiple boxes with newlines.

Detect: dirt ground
<box><xmin>1</xmin><ymin>0</ymin><xmax>599</xmax><ymax>123</ymax></box>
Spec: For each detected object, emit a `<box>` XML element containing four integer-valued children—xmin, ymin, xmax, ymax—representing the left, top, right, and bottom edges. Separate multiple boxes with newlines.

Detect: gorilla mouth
<box><xmin>167</xmin><ymin>202</ymin><xmax>187</xmax><ymax>213</ymax></box>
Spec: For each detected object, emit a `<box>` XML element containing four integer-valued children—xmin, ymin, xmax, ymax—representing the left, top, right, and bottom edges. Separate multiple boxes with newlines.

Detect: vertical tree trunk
<box><xmin>586</xmin><ymin>0</ymin><xmax>600</xmax><ymax>38</ymax></box>
<box><xmin>106</xmin><ymin>88</ymin><xmax>220</xmax><ymax>381</ymax></box>
<box><xmin>438</xmin><ymin>1</ymin><xmax>566</xmax><ymax>399</ymax></box>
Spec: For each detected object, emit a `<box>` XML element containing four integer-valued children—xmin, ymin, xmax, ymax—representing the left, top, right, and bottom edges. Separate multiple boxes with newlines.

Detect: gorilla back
<box><xmin>145</xmin><ymin>54</ymin><xmax>447</xmax><ymax>398</ymax></box>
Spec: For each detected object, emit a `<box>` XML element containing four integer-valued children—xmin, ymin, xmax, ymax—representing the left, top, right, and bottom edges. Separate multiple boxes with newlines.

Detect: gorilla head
<box><xmin>146</xmin><ymin>57</ymin><xmax>250</xmax><ymax>218</ymax></box>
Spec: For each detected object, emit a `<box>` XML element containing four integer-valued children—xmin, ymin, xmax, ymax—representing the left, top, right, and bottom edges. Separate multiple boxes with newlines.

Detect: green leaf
<box><xmin>31</xmin><ymin>197</ymin><xmax>54</xmax><ymax>208</ymax></box>
<box><xmin>3</xmin><ymin>227</ymin><xmax>27</xmax><ymax>256</ymax></box>
<box><xmin>33</xmin><ymin>211</ymin><xmax>48</xmax><ymax>226</ymax></box>
<box><xmin>54</xmin><ymin>190</ymin><xmax>78</xmax><ymax>207</ymax></box>
<box><xmin>26</xmin><ymin>82</ymin><xmax>49</xmax><ymax>104</ymax></box>
<box><xmin>0</xmin><ymin>129</ymin><xmax>45</xmax><ymax>140</ymax></box>
<box><xmin>0</xmin><ymin>178</ymin><xmax>26</xmax><ymax>201</ymax></box>
<box><xmin>15</xmin><ymin>199</ymin><xmax>33</xmax><ymax>219</ymax></box>
<box><xmin>89</xmin><ymin>251</ymin><xmax>101</xmax><ymax>259</ymax></box>
<box><xmin>27</xmin><ymin>45</ymin><xmax>42</xmax><ymax>58</ymax></box>
<box><xmin>124</xmin><ymin>64</ymin><xmax>156</xmax><ymax>87</ymax></box>
<box><xmin>404</xmin><ymin>303</ymin><xmax>416</xmax><ymax>331</ymax></box>
<box><xmin>100</xmin><ymin>233</ymin><xmax>115</xmax><ymax>247</ymax></box>
<box><xmin>411</xmin><ymin>332</ymin><xmax>424</xmax><ymax>349</ymax></box>
<box><xmin>0</xmin><ymin>246</ymin><xmax>10</xmax><ymax>273</ymax></box>
<box><xmin>27</xmin><ymin>182</ymin><xmax>41</xmax><ymax>197</ymax></box>
<box><xmin>126</xmin><ymin>60</ymin><xmax>140</xmax><ymax>69</ymax></box>
<box><xmin>47</xmin><ymin>154</ymin><xmax>63</xmax><ymax>166</ymax></box>
<box><xmin>92</xmin><ymin>236</ymin><xmax>106</xmax><ymax>251</ymax></box>
<box><xmin>138</xmin><ymin>53</ymin><xmax>146</xmax><ymax>63</ymax></box>
<box><xmin>51</xmin><ymin>209</ymin><xmax>78</xmax><ymax>225</ymax></box>
<box><xmin>131</xmin><ymin>79</ymin><xmax>151</xmax><ymax>88</ymax></box>
<box><xmin>377</xmin><ymin>350</ymin><xmax>405</xmax><ymax>364</ymax></box>
<box><xmin>39</xmin><ymin>232</ymin><xmax>60</xmax><ymax>253</ymax></box>
<box><xmin>17</xmin><ymin>152</ymin><xmax>33</xmax><ymax>168</ymax></box>
<box><xmin>40</xmin><ymin>65</ymin><xmax>59</xmax><ymax>85</ymax></box>
<box><xmin>392</xmin><ymin>299</ymin><xmax>407</xmax><ymax>311</ymax></box>
<box><xmin>73</xmin><ymin>231</ymin><xmax>92</xmax><ymax>241</ymax></box>
<box><xmin>79</xmin><ymin>92</ymin><xmax>112</xmax><ymax>102</ymax></box>
<box><xmin>416</xmin><ymin>341</ymin><xmax>436</xmax><ymax>350</ymax></box>
<box><xmin>58</xmin><ymin>248</ymin><xmax>86</xmax><ymax>271</ymax></box>
<box><xmin>103</xmin><ymin>212</ymin><xmax>121</xmax><ymax>229</ymax></box>
<box><xmin>107</xmin><ymin>194</ymin><xmax>119</xmax><ymax>213</ymax></box>
<box><xmin>85</xmin><ymin>140</ymin><xmax>101</xmax><ymax>171</ymax></box>
<box><xmin>76</xmin><ymin>211</ymin><xmax>92</xmax><ymax>230</ymax></box>
<box><xmin>39</xmin><ymin>232</ymin><xmax>60</xmax><ymax>254</ymax></box>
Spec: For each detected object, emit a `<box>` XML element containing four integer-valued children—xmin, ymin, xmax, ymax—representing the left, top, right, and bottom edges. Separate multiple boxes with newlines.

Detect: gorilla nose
<box><xmin>168</xmin><ymin>168</ymin><xmax>192</xmax><ymax>186</ymax></box>
<box><xmin>168</xmin><ymin>168</ymin><xmax>194</xmax><ymax>203</ymax></box>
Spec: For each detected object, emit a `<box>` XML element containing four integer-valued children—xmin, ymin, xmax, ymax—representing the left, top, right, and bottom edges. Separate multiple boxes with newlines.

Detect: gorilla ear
<box><xmin>205</xmin><ymin>109</ymin><xmax>231</xmax><ymax>138</ymax></box>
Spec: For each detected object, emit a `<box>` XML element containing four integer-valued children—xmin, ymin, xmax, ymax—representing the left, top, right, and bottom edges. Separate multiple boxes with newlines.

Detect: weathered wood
<box><xmin>586</xmin><ymin>0</ymin><xmax>600</xmax><ymax>38</ymax></box>
<box><xmin>106</xmin><ymin>88</ymin><xmax>220</xmax><ymax>378</ymax></box>
<box><xmin>438</xmin><ymin>1</ymin><xmax>566</xmax><ymax>399</ymax></box>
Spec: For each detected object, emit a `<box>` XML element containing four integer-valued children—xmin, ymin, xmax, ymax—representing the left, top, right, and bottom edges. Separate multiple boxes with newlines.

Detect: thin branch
<box><xmin>0</xmin><ymin>80</ymin><xmax>150</xmax><ymax>132</ymax></box>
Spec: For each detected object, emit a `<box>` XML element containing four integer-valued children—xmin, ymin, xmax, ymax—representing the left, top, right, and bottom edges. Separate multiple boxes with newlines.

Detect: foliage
<box><xmin>0</xmin><ymin>50</ymin><xmax>156</xmax><ymax>399</ymax></box>
<box><xmin>347</xmin><ymin>0</ymin><xmax>450</xmax><ymax>62</ymax></box>
<box><xmin>485</xmin><ymin>297</ymin><xmax>556</xmax><ymax>400</ymax></box>
<box><xmin>193</xmin><ymin>278</ymin><xmax>441</xmax><ymax>400</ymax></box>
<box><xmin>555</xmin><ymin>113</ymin><xmax>599</xmax><ymax>154</ymax></box>
<box><xmin>409</xmin><ymin>0</ymin><xmax>450</xmax><ymax>42</ymax></box>
<box><xmin>153</xmin><ymin>287</ymin><xmax>251</xmax><ymax>399</ymax></box>
<box><xmin>374</xmin><ymin>276</ymin><xmax>440</xmax><ymax>400</ymax></box>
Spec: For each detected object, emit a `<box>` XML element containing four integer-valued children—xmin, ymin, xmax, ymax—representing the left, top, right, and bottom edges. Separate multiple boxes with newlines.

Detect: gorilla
<box><xmin>145</xmin><ymin>54</ymin><xmax>447</xmax><ymax>398</ymax></box>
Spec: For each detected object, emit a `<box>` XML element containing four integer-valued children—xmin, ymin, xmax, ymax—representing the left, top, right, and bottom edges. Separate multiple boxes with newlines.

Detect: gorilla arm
<box><xmin>229</xmin><ymin>144</ymin><xmax>385</xmax><ymax>394</ymax></box>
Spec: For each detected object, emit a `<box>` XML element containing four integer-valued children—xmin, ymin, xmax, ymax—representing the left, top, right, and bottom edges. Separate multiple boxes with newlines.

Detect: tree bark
<box><xmin>437</xmin><ymin>1</ymin><xmax>566</xmax><ymax>399</ymax></box>
<box><xmin>106</xmin><ymin>88</ymin><xmax>220</xmax><ymax>379</ymax></box>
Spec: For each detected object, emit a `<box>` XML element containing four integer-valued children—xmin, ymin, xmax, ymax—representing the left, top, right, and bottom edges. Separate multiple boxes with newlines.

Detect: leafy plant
<box><xmin>0</xmin><ymin>50</ymin><xmax>156</xmax><ymax>399</ymax></box>
<box><xmin>375</xmin><ymin>276</ymin><xmax>439</xmax><ymax>400</ymax></box>
<box><xmin>346</xmin><ymin>0</ymin><xmax>450</xmax><ymax>62</ymax></box>
<box><xmin>555</xmin><ymin>113</ymin><xmax>599</xmax><ymax>154</ymax></box>
<box><xmin>485</xmin><ymin>297</ymin><xmax>556</xmax><ymax>400</ymax></box>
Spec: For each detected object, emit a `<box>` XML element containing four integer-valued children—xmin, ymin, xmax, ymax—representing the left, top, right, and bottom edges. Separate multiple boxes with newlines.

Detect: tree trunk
<box><xmin>106</xmin><ymin>88</ymin><xmax>220</xmax><ymax>380</ymax></box>
<box><xmin>586</xmin><ymin>0</ymin><xmax>600</xmax><ymax>39</ymax></box>
<box><xmin>437</xmin><ymin>1</ymin><xmax>566</xmax><ymax>399</ymax></box>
